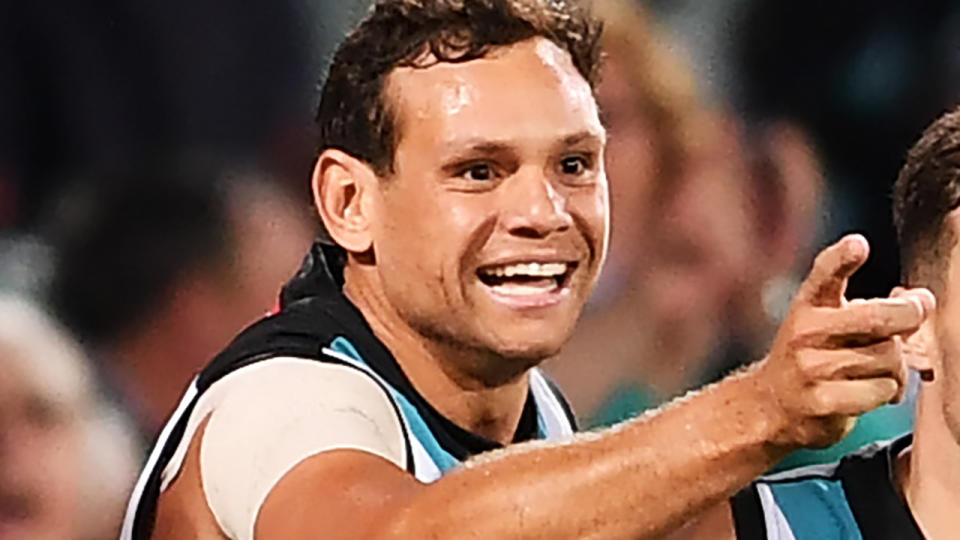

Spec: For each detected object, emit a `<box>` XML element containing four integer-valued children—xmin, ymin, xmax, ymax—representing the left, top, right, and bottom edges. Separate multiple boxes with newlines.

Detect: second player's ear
<box><xmin>312</xmin><ymin>149</ymin><xmax>378</xmax><ymax>253</ymax></box>
<box><xmin>893</xmin><ymin>286</ymin><xmax>938</xmax><ymax>381</ymax></box>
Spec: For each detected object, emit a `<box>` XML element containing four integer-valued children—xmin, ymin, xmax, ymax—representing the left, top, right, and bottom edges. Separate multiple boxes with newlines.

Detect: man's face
<box><xmin>369</xmin><ymin>37</ymin><xmax>607</xmax><ymax>370</ymax></box>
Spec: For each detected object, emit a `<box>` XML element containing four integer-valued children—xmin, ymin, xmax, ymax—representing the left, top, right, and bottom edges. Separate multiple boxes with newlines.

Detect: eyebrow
<box><xmin>559</xmin><ymin>130</ymin><xmax>606</xmax><ymax>147</ymax></box>
<box><xmin>442</xmin><ymin>130</ymin><xmax>606</xmax><ymax>154</ymax></box>
<box><xmin>448</xmin><ymin>141</ymin><xmax>513</xmax><ymax>155</ymax></box>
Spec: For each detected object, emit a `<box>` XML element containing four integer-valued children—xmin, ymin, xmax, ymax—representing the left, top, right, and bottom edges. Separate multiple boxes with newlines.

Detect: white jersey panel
<box><xmin>149</xmin><ymin>357</ymin><xmax>406</xmax><ymax>540</ymax></box>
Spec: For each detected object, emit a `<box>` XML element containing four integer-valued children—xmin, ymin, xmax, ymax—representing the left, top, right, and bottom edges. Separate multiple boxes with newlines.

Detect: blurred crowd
<box><xmin>3</xmin><ymin>0</ymin><xmax>960</xmax><ymax>537</ymax></box>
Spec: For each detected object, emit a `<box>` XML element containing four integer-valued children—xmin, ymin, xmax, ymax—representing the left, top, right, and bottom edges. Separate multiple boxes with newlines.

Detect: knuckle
<box><xmin>786</xmin><ymin>317</ymin><xmax>819</xmax><ymax>348</ymax></box>
<box><xmin>787</xmin><ymin>332</ymin><xmax>811</xmax><ymax>350</ymax></box>
<box><xmin>876</xmin><ymin>379</ymin><xmax>899</xmax><ymax>401</ymax></box>
<box><xmin>808</xmin><ymin>385</ymin><xmax>833</xmax><ymax>416</ymax></box>
<box><xmin>880</xmin><ymin>341</ymin><xmax>903</xmax><ymax>369</ymax></box>
<box><xmin>874</xmin><ymin>338</ymin><xmax>896</xmax><ymax>354</ymax></box>
<box><xmin>863</xmin><ymin>305</ymin><xmax>886</xmax><ymax>334</ymax></box>
<box><xmin>794</xmin><ymin>353</ymin><xmax>815</xmax><ymax>378</ymax></box>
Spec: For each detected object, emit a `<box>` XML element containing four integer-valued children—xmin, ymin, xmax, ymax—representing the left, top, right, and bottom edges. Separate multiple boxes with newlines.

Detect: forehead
<box><xmin>385</xmin><ymin>37</ymin><xmax>603</xmax><ymax>152</ymax></box>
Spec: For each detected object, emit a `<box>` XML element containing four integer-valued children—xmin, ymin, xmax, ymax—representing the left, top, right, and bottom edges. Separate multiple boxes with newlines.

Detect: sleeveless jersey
<box><xmin>120</xmin><ymin>243</ymin><xmax>577</xmax><ymax>539</ymax></box>
<box><xmin>731</xmin><ymin>434</ymin><xmax>922</xmax><ymax>540</ymax></box>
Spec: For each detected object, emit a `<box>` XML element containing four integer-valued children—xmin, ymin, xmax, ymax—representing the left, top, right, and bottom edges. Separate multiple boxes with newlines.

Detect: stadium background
<box><xmin>2</xmin><ymin>0</ymin><xmax>959</xmax><ymax>537</ymax></box>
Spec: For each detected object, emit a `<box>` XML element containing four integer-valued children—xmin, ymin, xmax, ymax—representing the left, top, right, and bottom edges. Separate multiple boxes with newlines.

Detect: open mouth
<box><xmin>476</xmin><ymin>261</ymin><xmax>576</xmax><ymax>296</ymax></box>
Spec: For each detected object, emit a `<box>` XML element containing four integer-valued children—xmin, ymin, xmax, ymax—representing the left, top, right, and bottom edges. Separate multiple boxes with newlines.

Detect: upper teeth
<box><xmin>484</xmin><ymin>262</ymin><xmax>568</xmax><ymax>278</ymax></box>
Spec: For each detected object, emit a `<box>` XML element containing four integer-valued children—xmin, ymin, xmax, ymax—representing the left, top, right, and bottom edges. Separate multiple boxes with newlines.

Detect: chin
<box><xmin>486</xmin><ymin>330</ymin><xmax>568</xmax><ymax>364</ymax></box>
<box><xmin>463</xmin><ymin>341</ymin><xmax>558</xmax><ymax>386</ymax></box>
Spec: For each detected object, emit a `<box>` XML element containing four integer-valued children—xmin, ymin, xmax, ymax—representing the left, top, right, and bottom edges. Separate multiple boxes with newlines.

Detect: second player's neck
<box><xmin>343</xmin><ymin>266</ymin><xmax>530</xmax><ymax>445</ymax></box>
<box><xmin>901</xmin><ymin>387</ymin><xmax>960</xmax><ymax>539</ymax></box>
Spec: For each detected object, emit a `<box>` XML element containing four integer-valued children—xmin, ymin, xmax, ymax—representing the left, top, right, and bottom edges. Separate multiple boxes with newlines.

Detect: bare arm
<box><xmin>255</xmin><ymin>366</ymin><xmax>785</xmax><ymax>540</ymax></box>
<box><xmin>234</xmin><ymin>235</ymin><xmax>932</xmax><ymax>539</ymax></box>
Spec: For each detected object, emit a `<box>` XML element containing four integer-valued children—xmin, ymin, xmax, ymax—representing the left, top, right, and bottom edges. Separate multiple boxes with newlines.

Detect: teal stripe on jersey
<box><xmin>329</xmin><ymin>337</ymin><xmax>460</xmax><ymax>473</ymax></box>
<box><xmin>769</xmin><ymin>479</ymin><xmax>862</xmax><ymax>540</ymax></box>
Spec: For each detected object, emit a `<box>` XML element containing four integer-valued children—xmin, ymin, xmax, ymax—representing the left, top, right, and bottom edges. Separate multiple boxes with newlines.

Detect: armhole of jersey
<box><xmin>756</xmin><ymin>483</ymin><xmax>798</xmax><ymax>540</ymax></box>
<box><xmin>198</xmin><ymin>357</ymin><xmax>411</xmax><ymax>540</ymax></box>
<box><xmin>731</xmin><ymin>485</ymin><xmax>768</xmax><ymax>540</ymax></box>
<box><xmin>528</xmin><ymin>368</ymin><xmax>576</xmax><ymax>437</ymax></box>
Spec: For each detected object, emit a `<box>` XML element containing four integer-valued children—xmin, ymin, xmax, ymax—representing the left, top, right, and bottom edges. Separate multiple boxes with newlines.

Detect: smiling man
<box><xmin>122</xmin><ymin>2</ymin><xmax>934</xmax><ymax>539</ymax></box>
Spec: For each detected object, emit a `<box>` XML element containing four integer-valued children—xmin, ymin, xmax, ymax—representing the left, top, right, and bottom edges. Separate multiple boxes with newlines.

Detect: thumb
<box><xmin>795</xmin><ymin>234</ymin><xmax>870</xmax><ymax>307</ymax></box>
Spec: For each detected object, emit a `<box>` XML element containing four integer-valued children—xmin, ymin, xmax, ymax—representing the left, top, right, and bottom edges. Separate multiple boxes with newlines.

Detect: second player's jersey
<box><xmin>731</xmin><ymin>434</ymin><xmax>922</xmax><ymax>540</ymax></box>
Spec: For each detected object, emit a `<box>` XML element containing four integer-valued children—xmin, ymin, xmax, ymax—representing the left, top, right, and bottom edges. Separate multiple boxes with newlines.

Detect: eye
<box><xmin>460</xmin><ymin>163</ymin><xmax>495</xmax><ymax>182</ymax></box>
<box><xmin>560</xmin><ymin>155</ymin><xmax>590</xmax><ymax>176</ymax></box>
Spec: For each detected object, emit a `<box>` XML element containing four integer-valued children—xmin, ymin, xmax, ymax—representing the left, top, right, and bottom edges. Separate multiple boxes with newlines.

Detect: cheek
<box><xmin>569</xmin><ymin>185</ymin><xmax>609</xmax><ymax>263</ymax></box>
<box><xmin>376</xmin><ymin>191</ymin><xmax>486</xmax><ymax>305</ymax></box>
<box><xmin>941</xmin><ymin>364</ymin><xmax>960</xmax><ymax>444</ymax></box>
<box><xmin>379</xmin><ymin>184</ymin><xmax>478</xmax><ymax>247</ymax></box>
<box><xmin>938</xmin><ymin>303</ymin><xmax>960</xmax><ymax>364</ymax></box>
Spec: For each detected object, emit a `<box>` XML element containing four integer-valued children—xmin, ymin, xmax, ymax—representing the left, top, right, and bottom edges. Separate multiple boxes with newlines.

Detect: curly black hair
<box><xmin>315</xmin><ymin>0</ymin><xmax>602</xmax><ymax>175</ymax></box>
<box><xmin>893</xmin><ymin>105</ymin><xmax>960</xmax><ymax>288</ymax></box>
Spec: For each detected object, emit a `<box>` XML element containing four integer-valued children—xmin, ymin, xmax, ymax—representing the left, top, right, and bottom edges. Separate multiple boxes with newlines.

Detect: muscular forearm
<box><xmin>380</xmin><ymin>363</ymin><xmax>787</xmax><ymax>540</ymax></box>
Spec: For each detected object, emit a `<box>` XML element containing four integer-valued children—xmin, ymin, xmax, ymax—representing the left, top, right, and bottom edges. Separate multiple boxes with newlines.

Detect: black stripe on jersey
<box><xmin>839</xmin><ymin>435</ymin><xmax>922</xmax><ymax>540</ymax></box>
<box><xmin>132</xmin><ymin>398</ymin><xmax>200</xmax><ymax>540</ymax></box>
<box><xmin>731</xmin><ymin>485</ymin><xmax>767</xmax><ymax>540</ymax></box>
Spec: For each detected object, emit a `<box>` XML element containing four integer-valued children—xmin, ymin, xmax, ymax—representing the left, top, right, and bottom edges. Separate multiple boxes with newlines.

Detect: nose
<box><xmin>500</xmin><ymin>169</ymin><xmax>574</xmax><ymax>238</ymax></box>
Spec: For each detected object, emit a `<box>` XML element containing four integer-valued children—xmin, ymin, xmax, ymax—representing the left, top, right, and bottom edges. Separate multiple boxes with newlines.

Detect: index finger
<box><xmin>796</xmin><ymin>234</ymin><xmax>870</xmax><ymax>308</ymax></box>
<box><xmin>803</xmin><ymin>298</ymin><xmax>925</xmax><ymax>348</ymax></box>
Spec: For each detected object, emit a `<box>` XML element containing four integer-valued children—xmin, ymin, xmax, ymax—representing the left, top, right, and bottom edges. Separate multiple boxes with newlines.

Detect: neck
<box><xmin>343</xmin><ymin>262</ymin><xmax>529</xmax><ymax>444</ymax></box>
<box><xmin>901</xmin><ymin>383</ymin><xmax>960</xmax><ymax>539</ymax></box>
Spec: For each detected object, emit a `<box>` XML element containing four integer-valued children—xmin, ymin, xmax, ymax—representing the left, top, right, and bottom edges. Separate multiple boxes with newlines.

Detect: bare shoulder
<box><xmin>153</xmin><ymin>358</ymin><xmax>424</xmax><ymax>539</ymax></box>
<box><xmin>153</xmin><ymin>416</ymin><xmax>425</xmax><ymax>540</ymax></box>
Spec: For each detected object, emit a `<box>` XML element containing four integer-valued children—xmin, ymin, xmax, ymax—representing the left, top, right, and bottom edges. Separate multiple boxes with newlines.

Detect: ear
<box><xmin>311</xmin><ymin>149</ymin><xmax>378</xmax><ymax>254</ymax></box>
<box><xmin>893</xmin><ymin>286</ymin><xmax>938</xmax><ymax>379</ymax></box>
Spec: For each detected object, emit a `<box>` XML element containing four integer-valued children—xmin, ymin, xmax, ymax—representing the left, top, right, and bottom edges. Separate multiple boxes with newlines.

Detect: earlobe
<box><xmin>312</xmin><ymin>149</ymin><xmax>376</xmax><ymax>254</ymax></box>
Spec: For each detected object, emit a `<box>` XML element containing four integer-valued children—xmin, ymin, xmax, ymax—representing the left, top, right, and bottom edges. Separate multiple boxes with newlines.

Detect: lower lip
<box><xmin>481</xmin><ymin>283</ymin><xmax>571</xmax><ymax>309</ymax></box>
